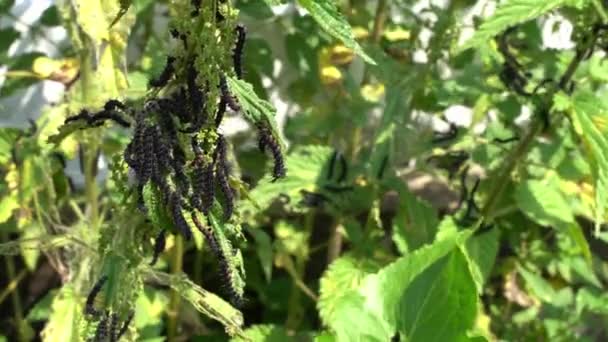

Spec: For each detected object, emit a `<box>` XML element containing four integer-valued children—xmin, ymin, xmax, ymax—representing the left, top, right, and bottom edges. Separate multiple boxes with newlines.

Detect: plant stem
<box><xmin>2</xmin><ymin>234</ymin><xmax>25</xmax><ymax>342</ymax></box>
<box><xmin>286</xmin><ymin>213</ymin><xmax>314</xmax><ymax>330</ymax></box>
<box><xmin>326</xmin><ymin>220</ymin><xmax>343</xmax><ymax>264</ymax></box>
<box><xmin>480</xmin><ymin>119</ymin><xmax>542</xmax><ymax>220</ymax></box>
<box><xmin>592</xmin><ymin>0</ymin><xmax>608</xmax><ymax>23</ymax></box>
<box><xmin>371</xmin><ymin>0</ymin><xmax>388</xmax><ymax>44</ymax></box>
<box><xmin>0</xmin><ymin>269</ymin><xmax>27</xmax><ymax>306</ymax></box>
<box><xmin>167</xmin><ymin>236</ymin><xmax>184</xmax><ymax>341</ymax></box>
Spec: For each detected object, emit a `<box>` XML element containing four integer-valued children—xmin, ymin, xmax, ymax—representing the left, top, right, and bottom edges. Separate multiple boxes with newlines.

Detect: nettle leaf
<box><xmin>142</xmin><ymin>183</ymin><xmax>172</xmax><ymax>231</ymax></box>
<box><xmin>327</xmin><ymin>222</ymin><xmax>473</xmax><ymax>341</ymax></box>
<box><xmin>41</xmin><ymin>286</ymin><xmax>79</xmax><ymax>342</ymax></box>
<box><xmin>514</xmin><ymin>178</ymin><xmax>575</xmax><ymax>228</ymax></box>
<box><xmin>318</xmin><ymin>256</ymin><xmax>381</xmax><ymax>328</ymax></box>
<box><xmin>462</xmin><ymin>227</ymin><xmax>500</xmax><ymax>293</ymax></box>
<box><xmin>296</xmin><ymin>0</ymin><xmax>375</xmax><ymax>65</ymax></box>
<box><xmin>227</xmin><ymin>77</ymin><xmax>282</xmax><ymax>144</ymax></box>
<box><xmin>397</xmin><ymin>249</ymin><xmax>478</xmax><ymax>341</ymax></box>
<box><xmin>569</xmin><ymin>90</ymin><xmax>608</xmax><ymax>235</ymax></box>
<box><xmin>457</xmin><ymin>0</ymin><xmax>582</xmax><ymax>53</ymax></box>
<box><xmin>232</xmin><ymin>324</ymin><xmax>290</xmax><ymax>342</ymax></box>
<box><xmin>262</xmin><ymin>0</ymin><xmax>285</xmax><ymax>6</ymax></box>
<box><xmin>390</xmin><ymin>180</ymin><xmax>439</xmax><ymax>254</ymax></box>
<box><xmin>142</xmin><ymin>268</ymin><xmax>244</xmax><ymax>336</ymax></box>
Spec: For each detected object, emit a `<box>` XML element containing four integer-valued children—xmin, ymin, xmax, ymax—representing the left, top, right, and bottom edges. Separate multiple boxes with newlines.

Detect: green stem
<box><xmin>371</xmin><ymin>0</ymin><xmax>388</xmax><ymax>44</ymax></box>
<box><xmin>193</xmin><ymin>249</ymin><xmax>203</xmax><ymax>285</ymax></box>
<box><xmin>2</xmin><ymin>233</ymin><xmax>25</xmax><ymax>342</ymax></box>
<box><xmin>480</xmin><ymin>119</ymin><xmax>542</xmax><ymax>220</ymax></box>
<box><xmin>168</xmin><ymin>236</ymin><xmax>184</xmax><ymax>341</ymax></box>
<box><xmin>285</xmin><ymin>213</ymin><xmax>314</xmax><ymax>330</ymax></box>
<box><xmin>592</xmin><ymin>0</ymin><xmax>608</xmax><ymax>23</ymax></box>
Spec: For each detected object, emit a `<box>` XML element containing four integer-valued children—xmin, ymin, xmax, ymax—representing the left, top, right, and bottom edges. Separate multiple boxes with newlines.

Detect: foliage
<box><xmin>1</xmin><ymin>0</ymin><xmax>608</xmax><ymax>341</ymax></box>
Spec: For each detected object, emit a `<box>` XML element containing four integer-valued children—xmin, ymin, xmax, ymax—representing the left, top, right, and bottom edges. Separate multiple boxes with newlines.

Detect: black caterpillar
<box><xmin>150</xmin><ymin>229</ymin><xmax>166</xmax><ymax>266</ymax></box>
<box><xmin>258</xmin><ymin>125</ymin><xmax>286</xmax><ymax>181</ymax></box>
<box><xmin>149</xmin><ymin>56</ymin><xmax>176</xmax><ymax>88</ymax></box>
<box><xmin>219</xmin><ymin>74</ymin><xmax>241</xmax><ymax>112</ymax></box>
<box><xmin>232</xmin><ymin>25</ymin><xmax>246</xmax><ymax>79</ymax></box>
<box><xmin>85</xmin><ymin>275</ymin><xmax>108</xmax><ymax>317</ymax></box>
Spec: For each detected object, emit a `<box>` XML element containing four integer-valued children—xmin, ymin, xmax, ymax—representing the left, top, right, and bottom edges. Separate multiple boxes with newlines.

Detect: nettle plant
<box><xmin>3</xmin><ymin>0</ymin><xmax>608</xmax><ymax>341</ymax></box>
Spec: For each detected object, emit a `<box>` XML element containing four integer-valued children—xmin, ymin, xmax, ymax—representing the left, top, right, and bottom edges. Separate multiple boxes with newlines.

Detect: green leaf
<box><xmin>247</xmin><ymin>227</ymin><xmax>273</xmax><ymax>282</ymax></box>
<box><xmin>40</xmin><ymin>6</ymin><xmax>61</xmax><ymax>26</ymax></box>
<box><xmin>517</xmin><ymin>264</ymin><xmax>557</xmax><ymax>303</ymax></box>
<box><xmin>226</xmin><ymin>77</ymin><xmax>282</xmax><ymax>143</ymax></box>
<box><xmin>514</xmin><ymin>178</ymin><xmax>575</xmax><ymax>228</ymax></box>
<box><xmin>232</xmin><ymin>324</ymin><xmax>290</xmax><ymax>342</ymax></box>
<box><xmin>0</xmin><ymin>27</ymin><xmax>19</xmax><ymax>58</ymax></box>
<box><xmin>392</xmin><ymin>181</ymin><xmax>439</xmax><ymax>253</ymax></box>
<box><xmin>41</xmin><ymin>286</ymin><xmax>80</xmax><ymax>342</ymax></box>
<box><xmin>296</xmin><ymin>0</ymin><xmax>375</xmax><ymax>65</ymax></box>
<box><xmin>26</xmin><ymin>290</ymin><xmax>56</xmax><ymax>321</ymax></box>
<box><xmin>262</xmin><ymin>0</ymin><xmax>285</xmax><ymax>5</ymax></box>
<box><xmin>398</xmin><ymin>249</ymin><xmax>478</xmax><ymax>342</ymax></box>
<box><xmin>462</xmin><ymin>227</ymin><xmax>500</xmax><ymax>293</ymax></box>
<box><xmin>327</xmin><ymin>222</ymin><xmax>472</xmax><ymax>341</ymax></box>
<box><xmin>569</xmin><ymin>90</ymin><xmax>608</xmax><ymax>235</ymax></box>
<box><xmin>0</xmin><ymin>0</ymin><xmax>14</xmax><ymax>13</ymax></box>
<box><xmin>318</xmin><ymin>256</ymin><xmax>381</xmax><ymax>328</ymax></box>
<box><xmin>457</xmin><ymin>0</ymin><xmax>580</xmax><ymax>53</ymax></box>
<box><xmin>0</xmin><ymin>52</ymin><xmax>45</xmax><ymax>98</ymax></box>
<box><xmin>0</xmin><ymin>194</ymin><xmax>18</xmax><ymax>224</ymax></box>
<box><xmin>141</xmin><ymin>268</ymin><xmax>244</xmax><ymax>336</ymax></box>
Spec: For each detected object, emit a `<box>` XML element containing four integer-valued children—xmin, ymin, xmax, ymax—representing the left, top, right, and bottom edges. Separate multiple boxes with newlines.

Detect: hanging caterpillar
<box><xmin>232</xmin><ymin>25</ymin><xmax>246</xmax><ymax>79</ymax></box>
<box><xmin>258</xmin><ymin>125</ymin><xmax>286</xmax><ymax>181</ymax></box>
<box><xmin>85</xmin><ymin>276</ymin><xmax>108</xmax><ymax>317</ymax></box>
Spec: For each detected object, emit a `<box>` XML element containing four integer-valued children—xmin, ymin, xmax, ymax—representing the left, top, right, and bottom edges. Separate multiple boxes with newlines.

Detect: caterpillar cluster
<box><xmin>85</xmin><ymin>277</ymin><xmax>135</xmax><ymax>342</ymax></box>
<box><xmin>66</xmin><ymin>10</ymin><xmax>283</xmax><ymax>309</ymax></box>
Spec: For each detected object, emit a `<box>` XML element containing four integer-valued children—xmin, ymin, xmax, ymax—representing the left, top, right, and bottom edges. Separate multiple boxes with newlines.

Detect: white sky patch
<box><xmin>541</xmin><ymin>14</ymin><xmax>575</xmax><ymax>50</ymax></box>
<box><xmin>444</xmin><ymin>105</ymin><xmax>473</xmax><ymax>127</ymax></box>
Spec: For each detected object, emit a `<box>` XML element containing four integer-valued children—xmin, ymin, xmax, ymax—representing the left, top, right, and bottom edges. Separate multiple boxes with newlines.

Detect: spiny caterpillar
<box><xmin>64</xmin><ymin>99</ymin><xmax>130</xmax><ymax>128</ymax></box>
<box><xmin>115</xmin><ymin>311</ymin><xmax>135</xmax><ymax>341</ymax></box>
<box><xmin>232</xmin><ymin>25</ymin><xmax>246</xmax><ymax>79</ymax></box>
<box><xmin>258</xmin><ymin>125</ymin><xmax>286</xmax><ymax>181</ymax></box>
<box><xmin>91</xmin><ymin>311</ymin><xmax>109</xmax><ymax>342</ymax></box>
<box><xmin>85</xmin><ymin>275</ymin><xmax>108</xmax><ymax>317</ymax></box>
<box><xmin>149</xmin><ymin>56</ymin><xmax>176</xmax><ymax>88</ymax></box>
<box><xmin>496</xmin><ymin>28</ymin><xmax>531</xmax><ymax>97</ymax></box>
<box><xmin>150</xmin><ymin>229</ymin><xmax>166</xmax><ymax>266</ymax></box>
<box><xmin>219</xmin><ymin>74</ymin><xmax>241</xmax><ymax>112</ymax></box>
